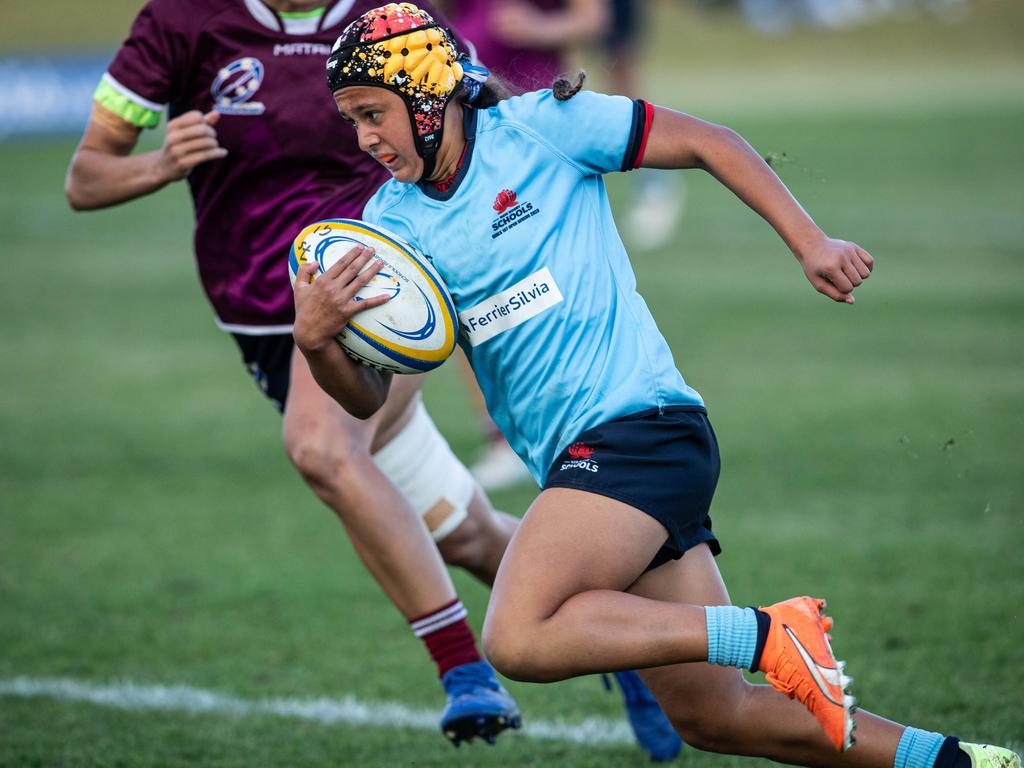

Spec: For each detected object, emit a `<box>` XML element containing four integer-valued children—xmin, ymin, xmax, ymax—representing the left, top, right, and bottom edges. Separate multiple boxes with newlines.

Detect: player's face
<box><xmin>334</xmin><ymin>87</ymin><xmax>422</xmax><ymax>183</ymax></box>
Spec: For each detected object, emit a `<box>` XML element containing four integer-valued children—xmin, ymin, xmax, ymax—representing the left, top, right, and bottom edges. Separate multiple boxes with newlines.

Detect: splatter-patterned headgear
<box><xmin>327</xmin><ymin>3</ymin><xmax>477</xmax><ymax>178</ymax></box>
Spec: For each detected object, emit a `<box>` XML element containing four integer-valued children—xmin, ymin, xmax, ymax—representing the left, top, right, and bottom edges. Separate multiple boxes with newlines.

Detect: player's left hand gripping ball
<box><xmin>290</xmin><ymin>219</ymin><xmax>458</xmax><ymax>374</ymax></box>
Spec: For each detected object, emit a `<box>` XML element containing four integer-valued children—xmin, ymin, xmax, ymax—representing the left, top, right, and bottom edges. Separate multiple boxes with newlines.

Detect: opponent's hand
<box><xmin>490</xmin><ymin>0</ymin><xmax>546</xmax><ymax>47</ymax></box>
<box><xmin>156</xmin><ymin>110</ymin><xmax>228</xmax><ymax>182</ymax></box>
<box><xmin>292</xmin><ymin>246</ymin><xmax>390</xmax><ymax>353</ymax></box>
<box><xmin>797</xmin><ymin>237</ymin><xmax>874</xmax><ymax>304</ymax></box>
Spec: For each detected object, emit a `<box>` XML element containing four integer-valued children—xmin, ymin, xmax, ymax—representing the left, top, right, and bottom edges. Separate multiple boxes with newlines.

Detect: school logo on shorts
<box><xmin>560</xmin><ymin>442</ymin><xmax>599</xmax><ymax>473</ymax></box>
<box><xmin>211</xmin><ymin>57</ymin><xmax>266</xmax><ymax>115</ymax></box>
<box><xmin>491</xmin><ymin>188</ymin><xmax>540</xmax><ymax>240</ymax></box>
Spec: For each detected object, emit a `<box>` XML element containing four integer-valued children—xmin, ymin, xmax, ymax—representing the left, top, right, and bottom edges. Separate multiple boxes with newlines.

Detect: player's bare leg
<box><xmin>284</xmin><ymin>354</ymin><xmax>451</xmax><ymax>616</ymax></box>
<box><xmin>367</xmin><ymin>388</ymin><xmax>519</xmax><ymax>587</ymax></box>
<box><xmin>283</xmin><ymin>350</ymin><xmax>520</xmax><ymax>745</ymax></box>
<box><xmin>631</xmin><ymin>545</ymin><xmax>904</xmax><ymax>768</ymax></box>
<box><xmin>482</xmin><ymin>487</ymin><xmax>957</xmax><ymax>767</ymax></box>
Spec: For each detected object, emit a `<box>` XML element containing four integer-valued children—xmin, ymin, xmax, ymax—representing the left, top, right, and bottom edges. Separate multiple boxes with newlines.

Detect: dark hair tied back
<box><xmin>456</xmin><ymin>71</ymin><xmax>521</xmax><ymax>109</ymax></box>
<box><xmin>552</xmin><ymin>70</ymin><xmax>586</xmax><ymax>101</ymax></box>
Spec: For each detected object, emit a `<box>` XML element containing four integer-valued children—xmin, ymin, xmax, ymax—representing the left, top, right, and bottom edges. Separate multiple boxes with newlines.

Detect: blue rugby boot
<box><xmin>606</xmin><ymin>670</ymin><xmax>683</xmax><ymax>762</ymax></box>
<box><xmin>440</xmin><ymin>660</ymin><xmax>522</xmax><ymax>746</ymax></box>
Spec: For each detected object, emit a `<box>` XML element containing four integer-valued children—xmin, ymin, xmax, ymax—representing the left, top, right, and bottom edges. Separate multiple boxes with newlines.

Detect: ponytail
<box><xmin>455</xmin><ymin>68</ymin><xmax>586</xmax><ymax>109</ymax></box>
<box><xmin>552</xmin><ymin>70</ymin><xmax>586</xmax><ymax>101</ymax></box>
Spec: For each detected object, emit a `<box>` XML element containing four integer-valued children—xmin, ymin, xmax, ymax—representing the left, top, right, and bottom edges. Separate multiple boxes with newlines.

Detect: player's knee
<box><xmin>482</xmin><ymin>612</ymin><xmax>551</xmax><ymax>683</ymax></box>
<box><xmin>282</xmin><ymin>419</ymin><xmax>362</xmax><ymax>500</ymax></box>
<box><xmin>481</xmin><ymin>627</ymin><xmax>530</xmax><ymax>681</ymax></box>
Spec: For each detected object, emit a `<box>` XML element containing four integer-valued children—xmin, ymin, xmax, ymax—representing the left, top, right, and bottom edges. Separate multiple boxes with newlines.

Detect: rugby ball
<box><xmin>289</xmin><ymin>219</ymin><xmax>457</xmax><ymax>374</ymax></box>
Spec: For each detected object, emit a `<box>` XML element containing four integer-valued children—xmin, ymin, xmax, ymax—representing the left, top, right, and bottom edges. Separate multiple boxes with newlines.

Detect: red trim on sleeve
<box><xmin>633</xmin><ymin>100</ymin><xmax>656</xmax><ymax>169</ymax></box>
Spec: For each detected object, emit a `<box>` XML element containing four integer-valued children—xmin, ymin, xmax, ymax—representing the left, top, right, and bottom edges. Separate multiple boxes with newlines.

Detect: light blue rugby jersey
<box><xmin>363</xmin><ymin>89</ymin><xmax>704</xmax><ymax>484</ymax></box>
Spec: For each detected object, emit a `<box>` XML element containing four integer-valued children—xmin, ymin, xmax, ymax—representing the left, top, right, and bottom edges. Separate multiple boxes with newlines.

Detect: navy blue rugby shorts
<box><xmin>543</xmin><ymin>406</ymin><xmax>721</xmax><ymax>571</ymax></box>
<box><xmin>232</xmin><ymin>332</ymin><xmax>293</xmax><ymax>412</ymax></box>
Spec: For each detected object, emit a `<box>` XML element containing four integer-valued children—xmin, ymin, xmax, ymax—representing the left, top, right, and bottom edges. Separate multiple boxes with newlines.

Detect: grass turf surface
<box><xmin>1</xmin><ymin>4</ymin><xmax>1023</xmax><ymax>764</ymax></box>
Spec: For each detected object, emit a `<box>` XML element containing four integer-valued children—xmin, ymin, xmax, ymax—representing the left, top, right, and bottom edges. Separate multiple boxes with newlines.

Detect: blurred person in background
<box><xmin>601</xmin><ymin>0</ymin><xmax>687</xmax><ymax>252</ymax></box>
<box><xmin>444</xmin><ymin>0</ymin><xmax>607</xmax><ymax>89</ymax></box>
<box><xmin>63</xmin><ymin>0</ymin><xmax>676</xmax><ymax>756</ymax></box>
<box><xmin>728</xmin><ymin>0</ymin><xmax>971</xmax><ymax>34</ymax></box>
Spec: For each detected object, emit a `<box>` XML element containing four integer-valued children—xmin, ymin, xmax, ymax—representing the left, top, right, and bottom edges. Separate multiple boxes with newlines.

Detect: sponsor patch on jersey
<box><xmin>273</xmin><ymin>43</ymin><xmax>332</xmax><ymax>57</ymax></box>
<box><xmin>459</xmin><ymin>267</ymin><xmax>563</xmax><ymax>346</ymax></box>
<box><xmin>490</xmin><ymin>188</ymin><xmax>540</xmax><ymax>240</ymax></box>
<box><xmin>211</xmin><ymin>57</ymin><xmax>266</xmax><ymax>115</ymax></box>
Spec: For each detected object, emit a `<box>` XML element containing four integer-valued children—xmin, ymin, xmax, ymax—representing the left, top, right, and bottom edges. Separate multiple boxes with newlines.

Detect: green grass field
<box><xmin>1</xmin><ymin>2</ymin><xmax>1023</xmax><ymax>766</ymax></box>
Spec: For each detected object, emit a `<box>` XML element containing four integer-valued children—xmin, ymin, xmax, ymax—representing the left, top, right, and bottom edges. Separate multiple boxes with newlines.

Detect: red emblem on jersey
<box><xmin>493</xmin><ymin>189</ymin><xmax>518</xmax><ymax>213</ymax></box>
<box><xmin>568</xmin><ymin>442</ymin><xmax>594</xmax><ymax>460</ymax></box>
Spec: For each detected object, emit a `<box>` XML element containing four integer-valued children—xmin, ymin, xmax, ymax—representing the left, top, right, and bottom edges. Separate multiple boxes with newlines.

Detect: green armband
<box><xmin>93</xmin><ymin>77</ymin><xmax>163</xmax><ymax>129</ymax></box>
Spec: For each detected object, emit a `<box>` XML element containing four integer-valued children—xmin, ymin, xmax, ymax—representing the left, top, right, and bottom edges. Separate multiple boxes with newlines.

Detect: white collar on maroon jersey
<box><xmin>244</xmin><ymin>0</ymin><xmax>358</xmax><ymax>34</ymax></box>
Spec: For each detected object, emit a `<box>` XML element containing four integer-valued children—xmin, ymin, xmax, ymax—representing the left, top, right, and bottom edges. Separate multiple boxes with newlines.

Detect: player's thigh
<box><xmin>487</xmin><ymin>487</ymin><xmax>670</xmax><ymax>625</ymax></box>
<box><xmin>283</xmin><ymin>346</ymin><xmax>422</xmax><ymax>454</ymax></box>
<box><xmin>489</xmin><ymin>406</ymin><xmax>721</xmax><ymax>624</ymax></box>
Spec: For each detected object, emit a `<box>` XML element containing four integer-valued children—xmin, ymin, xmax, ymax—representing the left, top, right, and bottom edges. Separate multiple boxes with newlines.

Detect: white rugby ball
<box><xmin>289</xmin><ymin>219</ymin><xmax>457</xmax><ymax>374</ymax></box>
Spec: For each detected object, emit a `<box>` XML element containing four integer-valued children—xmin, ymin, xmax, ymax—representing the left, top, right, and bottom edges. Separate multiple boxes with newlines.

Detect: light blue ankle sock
<box><xmin>895</xmin><ymin>727</ymin><xmax>946</xmax><ymax>768</ymax></box>
<box><xmin>704</xmin><ymin>605</ymin><xmax>758</xmax><ymax>669</ymax></box>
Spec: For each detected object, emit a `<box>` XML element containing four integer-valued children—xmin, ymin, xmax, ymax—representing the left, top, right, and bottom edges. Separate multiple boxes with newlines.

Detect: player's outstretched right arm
<box><xmin>65</xmin><ymin>107</ymin><xmax>227</xmax><ymax>211</ymax></box>
<box><xmin>639</xmin><ymin>106</ymin><xmax>874</xmax><ymax>304</ymax></box>
<box><xmin>293</xmin><ymin>248</ymin><xmax>394</xmax><ymax>420</ymax></box>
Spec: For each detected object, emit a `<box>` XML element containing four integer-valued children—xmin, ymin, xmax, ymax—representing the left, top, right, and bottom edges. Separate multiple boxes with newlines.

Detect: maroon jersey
<box><xmin>445</xmin><ymin>0</ymin><xmax>565</xmax><ymax>92</ymax></box>
<box><xmin>102</xmin><ymin>0</ymin><xmax>445</xmax><ymax>331</ymax></box>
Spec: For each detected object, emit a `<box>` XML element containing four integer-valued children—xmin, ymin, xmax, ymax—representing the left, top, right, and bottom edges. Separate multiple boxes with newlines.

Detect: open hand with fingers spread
<box><xmin>292</xmin><ymin>245</ymin><xmax>390</xmax><ymax>354</ymax></box>
<box><xmin>796</xmin><ymin>236</ymin><xmax>875</xmax><ymax>304</ymax></box>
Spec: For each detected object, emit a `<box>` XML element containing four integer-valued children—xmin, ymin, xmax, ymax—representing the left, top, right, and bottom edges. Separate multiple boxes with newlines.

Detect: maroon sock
<box><xmin>409</xmin><ymin>599</ymin><xmax>483</xmax><ymax>678</ymax></box>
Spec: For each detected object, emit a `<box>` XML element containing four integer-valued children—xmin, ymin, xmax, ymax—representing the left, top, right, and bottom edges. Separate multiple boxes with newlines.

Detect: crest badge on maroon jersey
<box><xmin>211</xmin><ymin>57</ymin><xmax>266</xmax><ymax>115</ymax></box>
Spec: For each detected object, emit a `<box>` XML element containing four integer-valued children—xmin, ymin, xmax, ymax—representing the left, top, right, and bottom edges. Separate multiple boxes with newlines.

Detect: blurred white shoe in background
<box><xmin>626</xmin><ymin>170</ymin><xmax>686</xmax><ymax>252</ymax></box>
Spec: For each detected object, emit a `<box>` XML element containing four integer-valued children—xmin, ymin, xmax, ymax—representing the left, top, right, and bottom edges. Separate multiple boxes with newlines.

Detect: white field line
<box><xmin>0</xmin><ymin>676</ymin><xmax>635</xmax><ymax>747</ymax></box>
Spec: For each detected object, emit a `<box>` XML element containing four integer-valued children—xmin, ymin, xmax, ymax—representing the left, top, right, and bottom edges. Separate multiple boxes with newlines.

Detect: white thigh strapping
<box><xmin>371</xmin><ymin>401</ymin><xmax>474</xmax><ymax>542</ymax></box>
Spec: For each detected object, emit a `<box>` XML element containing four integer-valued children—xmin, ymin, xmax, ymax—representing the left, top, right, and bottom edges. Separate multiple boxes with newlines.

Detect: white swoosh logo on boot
<box><xmin>783</xmin><ymin>625</ymin><xmax>843</xmax><ymax>706</ymax></box>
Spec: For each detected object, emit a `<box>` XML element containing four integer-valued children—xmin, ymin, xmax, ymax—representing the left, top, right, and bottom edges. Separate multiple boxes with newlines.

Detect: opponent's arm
<box><xmin>292</xmin><ymin>247</ymin><xmax>394</xmax><ymax>419</ymax></box>
<box><xmin>490</xmin><ymin>0</ymin><xmax>608</xmax><ymax>50</ymax></box>
<box><xmin>640</xmin><ymin>106</ymin><xmax>874</xmax><ymax>304</ymax></box>
<box><xmin>65</xmin><ymin>105</ymin><xmax>227</xmax><ymax>210</ymax></box>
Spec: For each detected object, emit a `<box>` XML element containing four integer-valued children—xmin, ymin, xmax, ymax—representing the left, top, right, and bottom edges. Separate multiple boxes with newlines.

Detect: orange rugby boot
<box><xmin>757</xmin><ymin>597</ymin><xmax>856</xmax><ymax>752</ymax></box>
